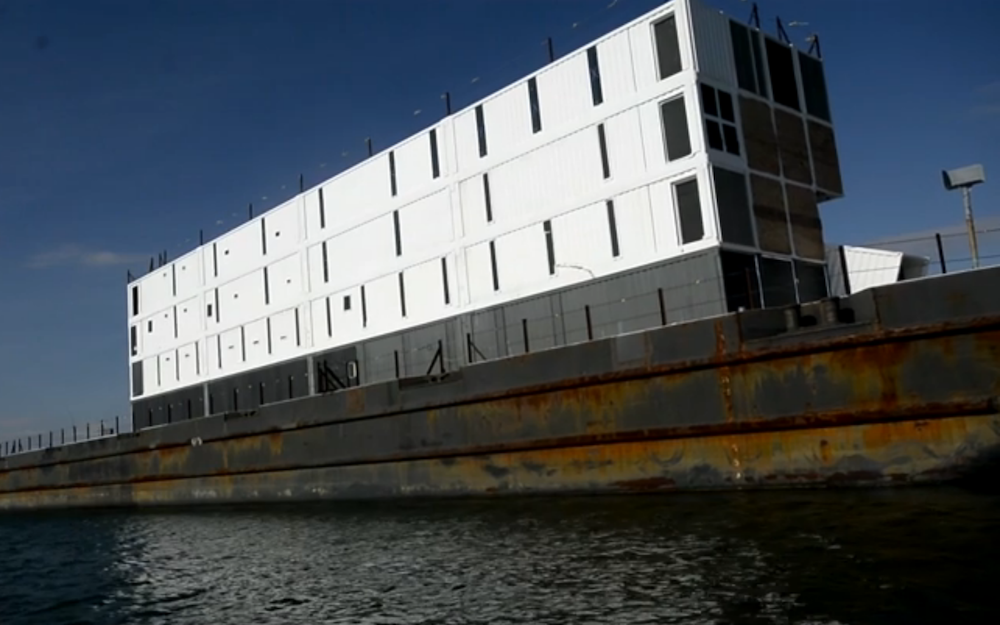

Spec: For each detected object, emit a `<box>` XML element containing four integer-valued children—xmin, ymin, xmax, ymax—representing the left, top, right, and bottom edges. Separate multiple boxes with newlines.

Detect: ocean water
<box><xmin>0</xmin><ymin>487</ymin><xmax>997</xmax><ymax>625</ymax></box>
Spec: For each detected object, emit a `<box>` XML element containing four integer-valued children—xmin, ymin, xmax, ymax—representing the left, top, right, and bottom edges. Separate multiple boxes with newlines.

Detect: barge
<box><xmin>3</xmin><ymin>0</ymin><xmax>997</xmax><ymax>510</ymax></box>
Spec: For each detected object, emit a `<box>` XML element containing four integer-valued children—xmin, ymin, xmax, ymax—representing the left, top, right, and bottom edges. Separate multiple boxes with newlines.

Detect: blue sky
<box><xmin>0</xmin><ymin>0</ymin><xmax>997</xmax><ymax>438</ymax></box>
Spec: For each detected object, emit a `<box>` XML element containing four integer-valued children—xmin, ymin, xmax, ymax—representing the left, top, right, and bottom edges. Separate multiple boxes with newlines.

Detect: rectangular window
<box><xmin>528</xmin><ymin>77</ymin><xmax>542</xmax><ymax>133</ymax></box>
<box><xmin>267</xmin><ymin>318</ymin><xmax>273</xmax><ymax>354</ymax></box>
<box><xmin>653</xmin><ymin>15</ymin><xmax>682</xmax><ymax>80</ymax></box>
<box><xmin>360</xmin><ymin>286</ymin><xmax>368</xmax><ymax>327</ymax></box>
<box><xmin>147</xmin><ymin>319</ymin><xmax>153</xmax><ymax>333</ymax></box>
<box><xmin>343</xmin><ymin>295</ymin><xmax>351</xmax><ymax>311</ymax></box>
<box><xmin>212</xmin><ymin>243</ymin><xmax>219</xmax><ymax>277</ymax></box>
<box><xmin>713</xmin><ymin>167</ymin><xmax>756</xmax><ymax>247</ymax></box>
<box><xmin>294</xmin><ymin>308</ymin><xmax>301</xmax><ymax>346</ymax></box>
<box><xmin>483</xmin><ymin>173</ymin><xmax>493</xmax><ymax>222</ymax></box>
<box><xmin>700</xmin><ymin>84</ymin><xmax>740</xmax><ymax>156</ymax></box>
<box><xmin>429</xmin><ymin>129</ymin><xmax>441</xmax><ymax>178</ymax></box>
<box><xmin>195</xmin><ymin>344</ymin><xmax>200</xmax><ymax>375</ymax></box>
<box><xmin>131</xmin><ymin>286</ymin><xmax>139</xmax><ymax>316</ymax></box>
<box><xmin>660</xmin><ymin>96</ymin><xmax>692</xmax><ymax>161</ymax></box>
<box><xmin>173</xmin><ymin>305</ymin><xmax>178</xmax><ymax>338</ymax></box>
<box><xmin>325</xmin><ymin>297</ymin><xmax>333</xmax><ymax>337</ymax></box>
<box><xmin>597</xmin><ymin>123</ymin><xmax>610</xmax><ymax>179</ymax></box>
<box><xmin>543</xmin><ymin>220</ymin><xmax>555</xmax><ymax>275</ymax></box>
<box><xmin>489</xmin><ymin>240</ymin><xmax>499</xmax><ymax>291</ymax></box>
<box><xmin>766</xmin><ymin>38</ymin><xmax>800</xmax><ymax>111</ymax></box>
<box><xmin>587</xmin><ymin>45</ymin><xmax>603</xmax><ymax>106</ymax></box>
<box><xmin>171</xmin><ymin>265</ymin><xmax>177</xmax><ymax>297</ymax></box>
<box><xmin>398</xmin><ymin>272</ymin><xmax>407</xmax><ymax>317</ymax></box>
<box><xmin>441</xmin><ymin>257</ymin><xmax>451</xmax><ymax>304</ymax></box>
<box><xmin>322</xmin><ymin>241</ymin><xmax>330</xmax><ymax>283</ymax></box>
<box><xmin>207</xmin><ymin>303</ymin><xmax>213</xmax><ymax>318</ymax></box>
<box><xmin>606</xmin><ymin>200</ymin><xmax>620</xmax><ymax>258</ymax></box>
<box><xmin>130</xmin><ymin>325</ymin><xmax>138</xmax><ymax>356</ymax></box>
<box><xmin>217</xmin><ymin>336</ymin><xmax>223</xmax><ymax>369</ymax></box>
<box><xmin>729</xmin><ymin>22</ymin><xmax>769</xmax><ymax>98</ymax></box>
<box><xmin>475</xmin><ymin>104</ymin><xmax>488</xmax><ymax>157</ymax></box>
<box><xmin>675</xmin><ymin>178</ymin><xmax>704</xmax><ymax>244</ymax></box>
<box><xmin>263</xmin><ymin>267</ymin><xmax>271</xmax><ymax>305</ymax></box>
<box><xmin>389</xmin><ymin>151</ymin><xmax>398</xmax><ymax>196</ymax></box>
<box><xmin>798</xmin><ymin>51</ymin><xmax>831</xmax><ymax>121</ymax></box>
<box><xmin>240</xmin><ymin>326</ymin><xmax>247</xmax><ymax>362</ymax></box>
<box><xmin>260</xmin><ymin>218</ymin><xmax>268</xmax><ymax>255</ymax></box>
<box><xmin>393</xmin><ymin>210</ymin><xmax>402</xmax><ymax>256</ymax></box>
<box><xmin>319</xmin><ymin>187</ymin><xmax>327</xmax><ymax>229</ymax></box>
<box><xmin>214</xmin><ymin>289</ymin><xmax>220</xmax><ymax>322</ymax></box>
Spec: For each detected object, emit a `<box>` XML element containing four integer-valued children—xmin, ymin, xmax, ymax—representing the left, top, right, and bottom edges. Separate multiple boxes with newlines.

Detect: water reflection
<box><xmin>1</xmin><ymin>488</ymin><xmax>998</xmax><ymax>624</ymax></box>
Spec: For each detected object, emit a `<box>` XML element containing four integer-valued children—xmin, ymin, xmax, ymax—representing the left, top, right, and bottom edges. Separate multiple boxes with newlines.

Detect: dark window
<box><xmin>240</xmin><ymin>327</ymin><xmax>247</xmax><ymax>362</ymax></box>
<box><xmin>660</xmin><ymin>96</ymin><xmax>692</xmax><ymax>161</ymax></box>
<box><xmin>130</xmin><ymin>325</ymin><xmax>138</xmax><ymax>356</ymax></box>
<box><xmin>325</xmin><ymin>297</ymin><xmax>332</xmax><ymax>337</ymax></box>
<box><xmin>266</xmin><ymin>318</ymin><xmax>273</xmax><ymax>353</ymax></box>
<box><xmin>794</xmin><ymin>260</ymin><xmax>829</xmax><ymax>303</ymax></box>
<box><xmin>343</xmin><ymin>295</ymin><xmax>351</xmax><ymax>311</ymax></box>
<box><xmin>294</xmin><ymin>308</ymin><xmax>301</xmax><ymax>346</ymax></box>
<box><xmin>700</xmin><ymin>85</ymin><xmax>740</xmax><ymax>155</ymax></box>
<box><xmin>653</xmin><ymin>15</ymin><xmax>682</xmax><ymax>80</ymax></box>
<box><xmin>483</xmin><ymin>173</ymin><xmax>493</xmax><ymax>222</ymax></box>
<box><xmin>360</xmin><ymin>286</ymin><xmax>367</xmax><ymax>327</ymax></box>
<box><xmin>260</xmin><ymin>218</ymin><xmax>268</xmax><ymax>255</ymax></box>
<box><xmin>212</xmin><ymin>243</ymin><xmax>218</xmax><ymax>277</ymax></box>
<box><xmin>131</xmin><ymin>286</ymin><xmax>139</xmax><ymax>316</ymax></box>
<box><xmin>263</xmin><ymin>267</ymin><xmax>271</xmax><ymax>305</ymax></box>
<box><xmin>171</xmin><ymin>265</ymin><xmax>177</xmax><ymax>297</ymax></box>
<box><xmin>597</xmin><ymin>124</ymin><xmax>611</xmax><ymax>179</ymax></box>
<box><xmin>587</xmin><ymin>46</ymin><xmax>603</xmax><ymax>106</ymax></box>
<box><xmin>765</xmin><ymin>38</ymin><xmax>800</xmax><ymax>111</ymax></box>
<box><xmin>606</xmin><ymin>200</ymin><xmax>620</xmax><ymax>258</ymax></box>
<box><xmin>441</xmin><ymin>257</ymin><xmax>451</xmax><ymax>304</ymax></box>
<box><xmin>721</xmin><ymin>250</ymin><xmax>761</xmax><ymax>312</ymax></box>
<box><xmin>214</xmin><ymin>289</ymin><xmax>220</xmax><ymax>322</ymax></box>
<box><xmin>429</xmin><ymin>129</ymin><xmax>441</xmax><ymax>178</ymax></box>
<box><xmin>393</xmin><ymin>210</ymin><xmax>402</xmax><ymax>256</ymax></box>
<box><xmin>729</xmin><ymin>22</ymin><xmax>769</xmax><ymax>98</ymax></box>
<box><xmin>543</xmin><ymin>220</ymin><xmax>555</xmax><ymax>275</ymax></box>
<box><xmin>759</xmin><ymin>257</ymin><xmax>797</xmax><ymax>307</ymax></box>
<box><xmin>173</xmin><ymin>306</ymin><xmax>178</xmax><ymax>338</ymax></box>
<box><xmin>475</xmin><ymin>104</ymin><xmax>487</xmax><ymax>157</ymax></box>
<box><xmin>147</xmin><ymin>320</ymin><xmax>153</xmax><ymax>333</ymax></box>
<box><xmin>131</xmin><ymin>362</ymin><xmax>143</xmax><ymax>397</ymax></box>
<box><xmin>207</xmin><ymin>303</ymin><xmax>213</xmax><ymax>318</ymax></box>
<box><xmin>489</xmin><ymin>241</ymin><xmax>499</xmax><ymax>291</ymax></box>
<box><xmin>528</xmin><ymin>77</ymin><xmax>542</xmax><ymax>133</ymax></box>
<box><xmin>798</xmin><ymin>51</ymin><xmax>831</xmax><ymax>121</ymax></box>
<box><xmin>389</xmin><ymin>151</ymin><xmax>398</xmax><ymax>196</ymax></box>
<box><xmin>675</xmin><ymin>178</ymin><xmax>704</xmax><ymax>244</ymax></box>
<box><xmin>319</xmin><ymin>187</ymin><xmax>327</xmax><ymax>229</ymax></box>
<box><xmin>322</xmin><ymin>241</ymin><xmax>330</xmax><ymax>283</ymax></box>
<box><xmin>713</xmin><ymin>167</ymin><xmax>756</xmax><ymax>247</ymax></box>
<box><xmin>398</xmin><ymin>272</ymin><xmax>407</xmax><ymax>317</ymax></box>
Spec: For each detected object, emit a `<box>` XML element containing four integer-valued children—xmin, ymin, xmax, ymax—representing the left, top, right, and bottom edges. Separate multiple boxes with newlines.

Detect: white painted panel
<box><xmin>365</xmin><ymin>273</ymin><xmax>402</xmax><ymax>331</ymax></box>
<box><xmin>143</xmin><ymin>307</ymin><xmax>175</xmax><ymax>355</ymax></box>
<box><xmin>690</xmin><ymin>0</ymin><xmax>737</xmax><ymax>86</ymax></box>
<box><xmin>614</xmin><ymin>186</ymin><xmax>657</xmax><ymax>263</ymax></box>
<box><xmin>269</xmin><ymin>308</ymin><xmax>300</xmax><ymax>360</ymax></box>
<box><xmin>303</xmin><ymin>188</ymin><xmax>325</xmax><ymax>241</ymax></box>
<box><xmin>394</xmin><ymin>133</ymin><xmax>434</xmax><ymax>197</ymax></box>
<box><xmin>310</xmin><ymin>296</ymin><xmax>334</xmax><ymax>348</ymax></box>
<box><xmin>325</xmin><ymin>215</ymin><xmax>395</xmax><ymax>292</ymax></box>
<box><xmin>219</xmin><ymin>326</ymin><xmax>243</xmax><ymax>371</ymax></box>
<box><xmin>159</xmin><ymin>351</ymin><xmax>179</xmax><ymax>390</ymax></box>
<box><xmin>404</xmin><ymin>257</ymin><xmax>448</xmax><ymax>322</ymax></box>
<box><xmin>178</xmin><ymin>342</ymin><xmax>199</xmax><ymax>386</ymax></box>
<box><xmin>597</xmin><ymin>30</ymin><xmax>636</xmax><ymax>103</ymax></box>
<box><xmin>629</xmin><ymin>20</ymin><xmax>658</xmax><ymax>91</ymax></box>
<box><xmin>214</xmin><ymin>223</ymin><xmax>262</xmax><ymax>284</ymax></box>
<box><xmin>244</xmin><ymin>318</ymin><xmax>270</xmax><ymax>368</ymax></box>
<box><xmin>266</xmin><ymin>253</ymin><xmax>302</xmax><ymax>311</ymax></box>
<box><xmin>495</xmin><ymin>224</ymin><xmax>549</xmax><ymax>293</ymax></box>
<box><xmin>139</xmin><ymin>268</ymin><xmax>173</xmax><ymax>316</ymax></box>
<box><xmin>398</xmin><ymin>190</ymin><xmax>453</xmax><ymax>259</ymax></box>
<box><xmin>306</xmin><ymin>242</ymin><xmax>326</xmax><ymax>293</ymax></box>
<box><xmin>319</xmin><ymin>155</ymin><xmax>390</xmax><ymax>232</ymax></box>
<box><xmin>176</xmin><ymin>296</ymin><xmax>201</xmax><ymax>344</ymax></box>
<box><xmin>437</xmin><ymin>121</ymin><xmax>455</xmax><ymax>178</ymax></box>
<box><xmin>465</xmin><ymin>240</ymin><xmax>495</xmax><ymax>304</ymax></box>
<box><xmin>143</xmin><ymin>355</ymin><xmax>159</xmax><ymax>395</ymax></box>
<box><xmin>552</xmin><ymin>202</ymin><xmax>611</xmax><ymax>275</ymax></box>
<box><xmin>208</xmin><ymin>334</ymin><xmax>222</xmax><ymax>374</ymax></box>
<box><xmin>649</xmin><ymin>177</ymin><xmax>682</xmax><ymax>255</ymax></box>
<box><xmin>331</xmin><ymin>287</ymin><xmax>364</xmax><ymax>342</ymax></box>
<box><xmin>174</xmin><ymin>252</ymin><xmax>201</xmax><ymax>301</ymax></box>
<box><xmin>453</xmin><ymin>109</ymin><xmax>481</xmax><ymax>172</ymax></box>
<box><xmin>483</xmin><ymin>83</ymin><xmax>532</xmax><ymax>158</ymax></box>
<box><xmin>458</xmin><ymin>173</ymin><xmax>491</xmax><ymax>238</ymax></box>
<box><xmin>217</xmin><ymin>270</ymin><xmax>265</xmax><ymax>329</ymax></box>
<box><xmin>536</xmin><ymin>52</ymin><xmax>592</xmax><ymax>134</ymax></box>
<box><xmin>605</xmin><ymin>108</ymin><xmax>647</xmax><ymax>182</ymax></box>
<box><xmin>637</xmin><ymin>83</ymin><xmax>695</xmax><ymax>170</ymax></box>
<box><xmin>263</xmin><ymin>199</ymin><xmax>300</xmax><ymax>259</ymax></box>
<box><xmin>490</xmin><ymin>126</ymin><xmax>605</xmax><ymax>228</ymax></box>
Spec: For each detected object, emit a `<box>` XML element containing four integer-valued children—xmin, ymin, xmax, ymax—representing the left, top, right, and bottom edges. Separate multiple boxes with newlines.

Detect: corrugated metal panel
<box><xmin>482</xmin><ymin>84</ymin><xmax>533</xmax><ymax>159</ymax></box>
<box><xmin>552</xmin><ymin>201</ymin><xmax>609</xmax><ymax>276</ymax></box>
<box><xmin>536</xmin><ymin>52</ymin><xmax>592</xmax><ymax>136</ymax></box>
<box><xmin>605</xmin><ymin>108</ymin><xmax>646</xmax><ymax>183</ymax></box>
<box><xmin>614</xmin><ymin>186</ymin><xmax>657</xmax><ymax>265</ymax></box>
<box><xmin>825</xmin><ymin>245</ymin><xmax>904</xmax><ymax>296</ymax></box>
<box><xmin>628</xmin><ymin>21</ymin><xmax>657</xmax><ymax>91</ymax></box>
<box><xmin>394</xmin><ymin>133</ymin><xmax>433</xmax><ymax>198</ymax></box>
<box><xmin>596</xmin><ymin>30</ymin><xmax>636</xmax><ymax>103</ymax></box>
<box><xmin>398</xmin><ymin>190</ymin><xmax>453</xmax><ymax>259</ymax></box>
<box><xmin>452</xmin><ymin>109</ymin><xmax>480</xmax><ymax>173</ymax></box>
<box><xmin>495</xmin><ymin>223</ymin><xmax>549</xmax><ymax>296</ymax></box>
<box><xmin>689</xmin><ymin>0</ymin><xmax>737</xmax><ymax>86</ymax></box>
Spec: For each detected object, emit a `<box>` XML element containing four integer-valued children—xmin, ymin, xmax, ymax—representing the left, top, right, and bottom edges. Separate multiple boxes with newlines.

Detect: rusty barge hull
<box><xmin>2</xmin><ymin>268</ymin><xmax>999</xmax><ymax>510</ymax></box>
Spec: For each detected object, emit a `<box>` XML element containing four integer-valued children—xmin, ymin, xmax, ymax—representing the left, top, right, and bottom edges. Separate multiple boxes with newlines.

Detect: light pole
<box><xmin>942</xmin><ymin>164</ymin><xmax>986</xmax><ymax>269</ymax></box>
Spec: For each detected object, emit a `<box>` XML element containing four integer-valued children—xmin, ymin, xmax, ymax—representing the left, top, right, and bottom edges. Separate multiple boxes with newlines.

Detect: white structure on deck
<box><xmin>826</xmin><ymin>245</ymin><xmax>931</xmax><ymax>297</ymax></box>
<box><xmin>126</xmin><ymin>0</ymin><xmax>842</xmax><ymax>405</ymax></box>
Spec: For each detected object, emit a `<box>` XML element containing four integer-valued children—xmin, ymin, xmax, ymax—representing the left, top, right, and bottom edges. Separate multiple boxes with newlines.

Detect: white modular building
<box><xmin>127</xmin><ymin>0</ymin><xmax>844</xmax><ymax>429</ymax></box>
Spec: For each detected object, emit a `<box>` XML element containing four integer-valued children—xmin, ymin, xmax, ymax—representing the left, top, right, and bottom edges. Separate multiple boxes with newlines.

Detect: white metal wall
<box><xmin>127</xmin><ymin>0</ymin><xmax>730</xmax><ymax>400</ymax></box>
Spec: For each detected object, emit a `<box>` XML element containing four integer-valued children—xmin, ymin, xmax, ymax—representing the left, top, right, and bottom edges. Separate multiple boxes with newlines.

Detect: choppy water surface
<box><xmin>0</xmin><ymin>487</ymin><xmax>997</xmax><ymax>624</ymax></box>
